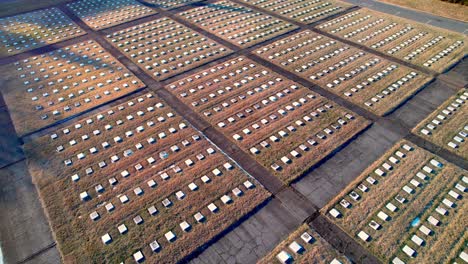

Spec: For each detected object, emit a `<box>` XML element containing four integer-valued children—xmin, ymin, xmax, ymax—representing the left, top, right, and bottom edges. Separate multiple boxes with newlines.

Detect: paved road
<box><xmin>0</xmin><ymin>106</ymin><xmax>24</xmax><ymax>169</ymax></box>
<box><xmin>343</xmin><ymin>0</ymin><xmax>468</xmax><ymax>34</ymax></box>
<box><xmin>0</xmin><ymin>1</ymin><xmax>466</xmax><ymax>264</ymax></box>
<box><xmin>189</xmin><ymin>198</ymin><xmax>303</xmax><ymax>264</ymax></box>
<box><xmin>310</xmin><ymin>215</ymin><xmax>381</xmax><ymax>264</ymax></box>
<box><xmin>293</xmin><ymin>72</ymin><xmax>466</xmax><ymax>208</ymax></box>
<box><xmin>0</xmin><ymin>161</ymin><xmax>59</xmax><ymax>264</ymax></box>
<box><xmin>293</xmin><ymin>122</ymin><xmax>402</xmax><ymax>207</ymax></box>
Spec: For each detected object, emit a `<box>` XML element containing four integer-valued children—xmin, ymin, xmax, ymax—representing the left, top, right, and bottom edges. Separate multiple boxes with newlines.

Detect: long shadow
<box><xmin>0</xmin><ymin>7</ymin><xmax>86</xmax><ymax>59</ymax></box>
<box><xmin>0</xmin><ymin>1</ymin><xmax>164</xmax><ymax>139</ymax></box>
<box><xmin>442</xmin><ymin>54</ymin><xmax>468</xmax><ymax>74</ymax></box>
<box><xmin>290</xmin><ymin>121</ymin><xmax>374</xmax><ymax>186</ymax></box>
<box><xmin>138</xmin><ymin>0</ymin><xmax>203</xmax><ymax>9</ymax></box>
<box><xmin>0</xmin><ymin>24</ymin><xmax>142</xmax><ymax>138</ymax></box>
<box><xmin>0</xmin><ymin>102</ymin><xmax>24</xmax><ymax>168</ymax></box>
<box><xmin>139</xmin><ymin>0</ymin><xmax>252</xmax><ymax>12</ymax></box>
<box><xmin>0</xmin><ymin>0</ymin><xmax>75</xmax><ymax>18</ymax></box>
<box><xmin>178</xmin><ymin>196</ymin><xmax>272</xmax><ymax>264</ymax></box>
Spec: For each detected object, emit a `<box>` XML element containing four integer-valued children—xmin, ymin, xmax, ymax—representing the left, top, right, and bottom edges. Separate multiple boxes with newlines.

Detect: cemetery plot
<box><xmin>0</xmin><ymin>8</ymin><xmax>85</xmax><ymax>57</ymax></box>
<box><xmin>0</xmin><ymin>40</ymin><xmax>146</xmax><ymax>136</ymax></box>
<box><xmin>67</xmin><ymin>0</ymin><xmax>157</xmax><ymax>30</ymax></box>
<box><xmin>165</xmin><ymin>56</ymin><xmax>370</xmax><ymax>183</ymax></box>
<box><xmin>453</xmin><ymin>248</ymin><xmax>468</xmax><ymax>264</ymax></box>
<box><xmin>24</xmin><ymin>92</ymin><xmax>269</xmax><ymax>264</ymax></box>
<box><xmin>323</xmin><ymin>140</ymin><xmax>467</xmax><ymax>263</ymax></box>
<box><xmin>105</xmin><ymin>17</ymin><xmax>232</xmax><ymax>81</ymax></box>
<box><xmin>240</xmin><ymin>0</ymin><xmax>352</xmax><ymax>25</ymax></box>
<box><xmin>141</xmin><ymin>0</ymin><xmax>204</xmax><ymax>10</ymax></box>
<box><xmin>316</xmin><ymin>9</ymin><xmax>467</xmax><ymax>72</ymax></box>
<box><xmin>255</xmin><ymin>30</ymin><xmax>432</xmax><ymax>116</ymax></box>
<box><xmin>413</xmin><ymin>89</ymin><xmax>468</xmax><ymax>160</ymax></box>
<box><xmin>177</xmin><ymin>0</ymin><xmax>298</xmax><ymax>48</ymax></box>
<box><xmin>258</xmin><ymin>224</ymin><xmax>351</xmax><ymax>264</ymax></box>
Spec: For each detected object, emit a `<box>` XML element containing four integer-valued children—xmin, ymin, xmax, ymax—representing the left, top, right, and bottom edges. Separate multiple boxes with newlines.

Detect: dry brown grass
<box><xmin>252</xmin><ymin>102</ymin><xmax>370</xmax><ymax>183</ymax></box>
<box><xmin>177</xmin><ymin>0</ymin><xmax>298</xmax><ymax>48</ymax></box>
<box><xmin>0</xmin><ymin>40</ymin><xmax>145</xmax><ymax>136</ymax></box>
<box><xmin>105</xmin><ymin>17</ymin><xmax>232</xmax><ymax>81</ymax></box>
<box><xmin>142</xmin><ymin>0</ymin><xmax>203</xmax><ymax>10</ymax></box>
<box><xmin>322</xmin><ymin>140</ymin><xmax>467</xmax><ymax>263</ymax></box>
<box><xmin>24</xmin><ymin>92</ymin><xmax>270</xmax><ymax>263</ymax></box>
<box><xmin>165</xmin><ymin>56</ymin><xmax>370</xmax><ymax>184</ymax></box>
<box><xmin>168</xmin><ymin>58</ymin><xmax>292</xmax><ymax>127</ymax></box>
<box><xmin>67</xmin><ymin>0</ymin><xmax>157</xmax><ymax>30</ymax></box>
<box><xmin>447</xmin><ymin>235</ymin><xmax>468</xmax><ymax>264</ymax></box>
<box><xmin>254</xmin><ymin>30</ymin><xmax>432</xmax><ymax>116</ymax></box>
<box><xmin>380</xmin><ymin>0</ymin><xmax>468</xmax><ymax>22</ymax></box>
<box><xmin>411</xmin><ymin>197</ymin><xmax>467</xmax><ymax>263</ymax></box>
<box><xmin>237</xmin><ymin>98</ymin><xmax>334</xmax><ymax>148</ymax></box>
<box><xmin>240</xmin><ymin>0</ymin><xmax>353</xmax><ymax>24</ymax></box>
<box><xmin>0</xmin><ymin>7</ymin><xmax>85</xmax><ymax>57</ymax></box>
<box><xmin>412</xmin><ymin>88</ymin><xmax>467</xmax><ymax>160</ymax></box>
<box><xmin>0</xmin><ymin>0</ymin><xmax>73</xmax><ymax>17</ymax></box>
<box><xmin>258</xmin><ymin>224</ymin><xmax>351</xmax><ymax>264</ymax></box>
<box><xmin>373</xmin><ymin>166</ymin><xmax>462</xmax><ymax>261</ymax></box>
<box><xmin>317</xmin><ymin>8</ymin><xmax>467</xmax><ymax>72</ymax></box>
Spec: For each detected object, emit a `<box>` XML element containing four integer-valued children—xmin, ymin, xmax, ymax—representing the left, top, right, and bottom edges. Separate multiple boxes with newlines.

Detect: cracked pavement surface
<box><xmin>189</xmin><ymin>198</ymin><xmax>302</xmax><ymax>264</ymax></box>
